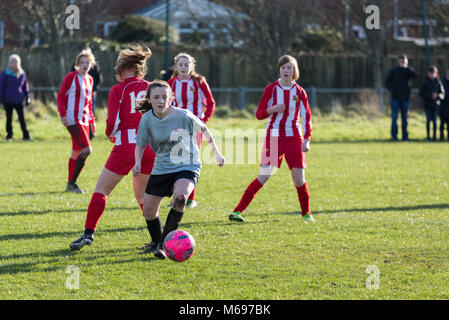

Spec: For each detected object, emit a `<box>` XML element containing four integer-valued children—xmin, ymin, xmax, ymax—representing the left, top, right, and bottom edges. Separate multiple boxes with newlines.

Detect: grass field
<box><xmin>0</xmin><ymin>108</ymin><xmax>448</xmax><ymax>300</ymax></box>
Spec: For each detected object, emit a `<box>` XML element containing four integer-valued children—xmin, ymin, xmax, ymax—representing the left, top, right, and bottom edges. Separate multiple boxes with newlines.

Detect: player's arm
<box><xmin>105</xmin><ymin>86</ymin><xmax>120</xmax><ymax>141</ymax></box>
<box><xmin>256</xmin><ymin>84</ymin><xmax>284</xmax><ymax>119</ymax></box>
<box><xmin>132</xmin><ymin>144</ymin><xmax>146</xmax><ymax>176</ymax></box>
<box><xmin>57</xmin><ymin>73</ymin><xmax>74</xmax><ymax>126</ymax></box>
<box><xmin>133</xmin><ymin>117</ymin><xmax>151</xmax><ymax>176</ymax></box>
<box><xmin>199</xmin><ymin>80</ymin><xmax>216</xmax><ymax>123</ymax></box>
<box><xmin>202</xmin><ymin>124</ymin><xmax>225</xmax><ymax>167</ymax></box>
<box><xmin>300</xmin><ymin>89</ymin><xmax>312</xmax><ymax>152</ymax></box>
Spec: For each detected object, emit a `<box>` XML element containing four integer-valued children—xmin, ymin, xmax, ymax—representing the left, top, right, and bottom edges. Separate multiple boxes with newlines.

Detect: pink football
<box><xmin>163</xmin><ymin>230</ymin><xmax>195</xmax><ymax>262</ymax></box>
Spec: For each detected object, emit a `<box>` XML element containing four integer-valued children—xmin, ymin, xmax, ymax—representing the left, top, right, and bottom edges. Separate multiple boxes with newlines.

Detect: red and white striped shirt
<box><xmin>168</xmin><ymin>76</ymin><xmax>215</xmax><ymax>122</ymax></box>
<box><xmin>256</xmin><ymin>80</ymin><xmax>312</xmax><ymax>139</ymax></box>
<box><xmin>57</xmin><ymin>71</ymin><xmax>94</xmax><ymax>126</ymax></box>
<box><xmin>105</xmin><ymin>76</ymin><xmax>149</xmax><ymax>147</ymax></box>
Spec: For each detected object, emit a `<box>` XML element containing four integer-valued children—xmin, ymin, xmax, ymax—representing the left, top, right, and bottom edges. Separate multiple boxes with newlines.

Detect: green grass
<box><xmin>0</xmin><ymin>108</ymin><xmax>449</xmax><ymax>300</ymax></box>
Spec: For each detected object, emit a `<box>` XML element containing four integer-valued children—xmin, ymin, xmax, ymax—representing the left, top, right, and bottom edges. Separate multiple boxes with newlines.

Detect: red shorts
<box><xmin>67</xmin><ymin>124</ymin><xmax>91</xmax><ymax>151</ymax></box>
<box><xmin>260</xmin><ymin>135</ymin><xmax>306</xmax><ymax>169</ymax></box>
<box><xmin>105</xmin><ymin>144</ymin><xmax>155</xmax><ymax>176</ymax></box>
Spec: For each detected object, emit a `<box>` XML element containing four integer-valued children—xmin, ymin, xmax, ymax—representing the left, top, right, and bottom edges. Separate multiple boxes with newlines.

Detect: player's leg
<box><xmin>68</xmin><ymin>146</ymin><xmax>92</xmax><ymax>191</ymax></box>
<box><xmin>134</xmin><ymin>145</ymin><xmax>155</xmax><ymax>211</ymax></box>
<box><xmin>133</xmin><ymin>173</ymin><xmax>151</xmax><ymax>211</ymax></box>
<box><xmin>140</xmin><ymin>193</ymin><xmax>163</xmax><ymax>254</ymax></box>
<box><xmin>292</xmin><ymin>168</ymin><xmax>313</xmax><ymax>222</ymax></box>
<box><xmin>230</xmin><ymin>165</ymin><xmax>276</xmax><ymax>222</ymax></box>
<box><xmin>155</xmin><ymin>175</ymin><xmax>196</xmax><ymax>259</ymax></box>
<box><xmin>186</xmin><ymin>132</ymin><xmax>203</xmax><ymax>208</ymax></box>
<box><xmin>69</xmin><ymin>168</ymin><xmax>124</xmax><ymax>250</ymax></box>
<box><xmin>66</xmin><ymin>124</ymin><xmax>91</xmax><ymax>193</ymax></box>
<box><xmin>230</xmin><ymin>134</ymin><xmax>281</xmax><ymax>222</ymax></box>
<box><xmin>67</xmin><ymin>149</ymin><xmax>80</xmax><ymax>187</ymax></box>
<box><xmin>285</xmin><ymin>138</ymin><xmax>314</xmax><ymax>222</ymax></box>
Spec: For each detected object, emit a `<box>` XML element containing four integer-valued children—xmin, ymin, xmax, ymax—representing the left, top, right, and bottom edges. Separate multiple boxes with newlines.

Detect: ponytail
<box><xmin>136</xmin><ymin>100</ymin><xmax>152</xmax><ymax>114</ymax></box>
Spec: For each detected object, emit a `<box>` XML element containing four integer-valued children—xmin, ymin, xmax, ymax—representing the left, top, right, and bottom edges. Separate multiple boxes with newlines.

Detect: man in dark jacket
<box><xmin>419</xmin><ymin>66</ymin><xmax>445</xmax><ymax>141</ymax></box>
<box><xmin>440</xmin><ymin>70</ymin><xmax>449</xmax><ymax>141</ymax></box>
<box><xmin>385</xmin><ymin>55</ymin><xmax>418</xmax><ymax>141</ymax></box>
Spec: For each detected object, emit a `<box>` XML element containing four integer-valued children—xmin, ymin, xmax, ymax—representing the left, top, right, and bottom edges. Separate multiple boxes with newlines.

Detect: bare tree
<box><xmin>3</xmin><ymin>0</ymin><xmax>114</xmax><ymax>86</ymax></box>
<box><xmin>213</xmin><ymin>0</ymin><xmax>316</xmax><ymax>83</ymax></box>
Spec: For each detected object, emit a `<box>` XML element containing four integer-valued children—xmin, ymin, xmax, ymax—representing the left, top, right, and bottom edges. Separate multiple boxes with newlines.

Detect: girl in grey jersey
<box><xmin>133</xmin><ymin>80</ymin><xmax>224</xmax><ymax>259</ymax></box>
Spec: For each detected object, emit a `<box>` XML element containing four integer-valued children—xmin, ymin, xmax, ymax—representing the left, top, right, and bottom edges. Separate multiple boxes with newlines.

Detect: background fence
<box><xmin>30</xmin><ymin>86</ymin><xmax>424</xmax><ymax>114</ymax></box>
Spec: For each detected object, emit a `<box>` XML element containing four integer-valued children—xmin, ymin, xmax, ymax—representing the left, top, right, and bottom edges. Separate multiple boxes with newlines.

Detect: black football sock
<box><xmin>83</xmin><ymin>228</ymin><xmax>94</xmax><ymax>239</ymax></box>
<box><xmin>160</xmin><ymin>208</ymin><xmax>184</xmax><ymax>243</ymax></box>
<box><xmin>69</xmin><ymin>155</ymin><xmax>87</xmax><ymax>184</ymax></box>
<box><xmin>146</xmin><ymin>217</ymin><xmax>162</xmax><ymax>244</ymax></box>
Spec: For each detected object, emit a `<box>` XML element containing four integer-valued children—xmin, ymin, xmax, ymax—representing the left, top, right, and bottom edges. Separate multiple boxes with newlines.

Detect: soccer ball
<box><xmin>163</xmin><ymin>230</ymin><xmax>195</xmax><ymax>262</ymax></box>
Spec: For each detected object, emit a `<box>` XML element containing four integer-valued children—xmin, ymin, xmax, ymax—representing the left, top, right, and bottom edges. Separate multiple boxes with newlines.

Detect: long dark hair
<box><xmin>136</xmin><ymin>80</ymin><xmax>173</xmax><ymax>114</ymax></box>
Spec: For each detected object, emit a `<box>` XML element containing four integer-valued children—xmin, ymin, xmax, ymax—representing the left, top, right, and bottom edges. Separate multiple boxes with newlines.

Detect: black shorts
<box><xmin>145</xmin><ymin>170</ymin><xmax>199</xmax><ymax>198</ymax></box>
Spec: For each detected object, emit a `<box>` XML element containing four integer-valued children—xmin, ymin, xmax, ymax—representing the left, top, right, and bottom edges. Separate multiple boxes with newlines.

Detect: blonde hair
<box><xmin>136</xmin><ymin>80</ymin><xmax>173</xmax><ymax>114</ymax></box>
<box><xmin>75</xmin><ymin>48</ymin><xmax>96</xmax><ymax>70</ymax></box>
<box><xmin>277</xmin><ymin>55</ymin><xmax>300</xmax><ymax>81</ymax></box>
<box><xmin>8</xmin><ymin>54</ymin><xmax>24</xmax><ymax>74</ymax></box>
<box><xmin>114</xmin><ymin>44</ymin><xmax>152</xmax><ymax>78</ymax></box>
<box><xmin>172</xmin><ymin>52</ymin><xmax>205</xmax><ymax>83</ymax></box>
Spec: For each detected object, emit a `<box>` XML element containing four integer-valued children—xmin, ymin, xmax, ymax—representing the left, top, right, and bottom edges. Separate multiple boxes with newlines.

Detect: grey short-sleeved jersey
<box><xmin>136</xmin><ymin>107</ymin><xmax>206</xmax><ymax>175</ymax></box>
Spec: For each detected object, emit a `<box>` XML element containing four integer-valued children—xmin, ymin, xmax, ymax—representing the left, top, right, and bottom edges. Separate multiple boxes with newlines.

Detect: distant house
<box><xmin>134</xmin><ymin>0</ymin><xmax>244</xmax><ymax>47</ymax></box>
<box><xmin>0</xmin><ymin>0</ymin><xmax>158</xmax><ymax>48</ymax></box>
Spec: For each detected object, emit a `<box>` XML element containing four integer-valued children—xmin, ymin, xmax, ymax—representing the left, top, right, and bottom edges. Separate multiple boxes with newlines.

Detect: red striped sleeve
<box><xmin>256</xmin><ymin>82</ymin><xmax>276</xmax><ymax>120</ymax></box>
<box><xmin>192</xmin><ymin>80</ymin><xmax>199</xmax><ymax>116</ymax></box>
<box><xmin>105</xmin><ymin>85</ymin><xmax>120</xmax><ymax>137</ymax></box>
<box><xmin>198</xmin><ymin>79</ymin><xmax>215</xmax><ymax>123</ymax></box>
<box><xmin>300</xmin><ymin>87</ymin><xmax>312</xmax><ymax>140</ymax></box>
<box><xmin>57</xmin><ymin>72</ymin><xmax>76</xmax><ymax>118</ymax></box>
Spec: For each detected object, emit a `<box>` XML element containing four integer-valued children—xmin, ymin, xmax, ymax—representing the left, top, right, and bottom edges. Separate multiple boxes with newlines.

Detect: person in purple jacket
<box><xmin>0</xmin><ymin>54</ymin><xmax>31</xmax><ymax>141</ymax></box>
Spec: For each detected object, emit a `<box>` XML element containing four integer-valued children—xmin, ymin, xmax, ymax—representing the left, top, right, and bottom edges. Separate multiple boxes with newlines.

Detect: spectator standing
<box><xmin>385</xmin><ymin>55</ymin><xmax>417</xmax><ymax>141</ymax></box>
<box><xmin>439</xmin><ymin>70</ymin><xmax>449</xmax><ymax>141</ymax></box>
<box><xmin>419</xmin><ymin>66</ymin><xmax>445</xmax><ymax>142</ymax></box>
<box><xmin>0</xmin><ymin>54</ymin><xmax>31</xmax><ymax>141</ymax></box>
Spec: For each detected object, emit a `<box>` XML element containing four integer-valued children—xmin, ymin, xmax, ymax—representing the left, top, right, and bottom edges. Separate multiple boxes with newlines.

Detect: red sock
<box><xmin>68</xmin><ymin>158</ymin><xmax>76</xmax><ymax>183</ymax></box>
<box><xmin>188</xmin><ymin>187</ymin><xmax>196</xmax><ymax>201</ymax></box>
<box><xmin>296</xmin><ymin>183</ymin><xmax>310</xmax><ymax>216</ymax></box>
<box><xmin>84</xmin><ymin>192</ymin><xmax>107</xmax><ymax>231</ymax></box>
<box><xmin>234</xmin><ymin>178</ymin><xmax>264</xmax><ymax>213</ymax></box>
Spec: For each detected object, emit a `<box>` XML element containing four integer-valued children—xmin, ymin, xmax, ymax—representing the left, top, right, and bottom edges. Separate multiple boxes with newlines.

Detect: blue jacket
<box><xmin>0</xmin><ymin>68</ymin><xmax>30</xmax><ymax>104</ymax></box>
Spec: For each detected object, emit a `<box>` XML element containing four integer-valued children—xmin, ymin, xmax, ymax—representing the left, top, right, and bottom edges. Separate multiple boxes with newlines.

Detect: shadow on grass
<box><xmin>180</xmin><ymin>219</ymin><xmax>279</xmax><ymax>228</ymax></box>
<box><xmin>0</xmin><ymin>191</ymin><xmax>65</xmax><ymax>197</ymax></box>
<box><xmin>0</xmin><ymin>206</ymin><xmax>140</xmax><ymax>217</ymax></box>
<box><xmin>312</xmin><ymin>138</ymin><xmax>438</xmax><ymax>144</ymax></box>
<box><xmin>0</xmin><ymin>226</ymin><xmax>145</xmax><ymax>242</ymax></box>
<box><xmin>0</xmin><ymin>240</ymin><xmax>168</xmax><ymax>275</ymax></box>
<box><xmin>277</xmin><ymin>203</ymin><xmax>449</xmax><ymax>216</ymax></box>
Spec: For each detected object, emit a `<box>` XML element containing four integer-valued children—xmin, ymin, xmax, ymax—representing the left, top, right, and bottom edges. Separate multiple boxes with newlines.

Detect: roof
<box><xmin>134</xmin><ymin>0</ymin><xmax>245</xmax><ymax>21</ymax></box>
